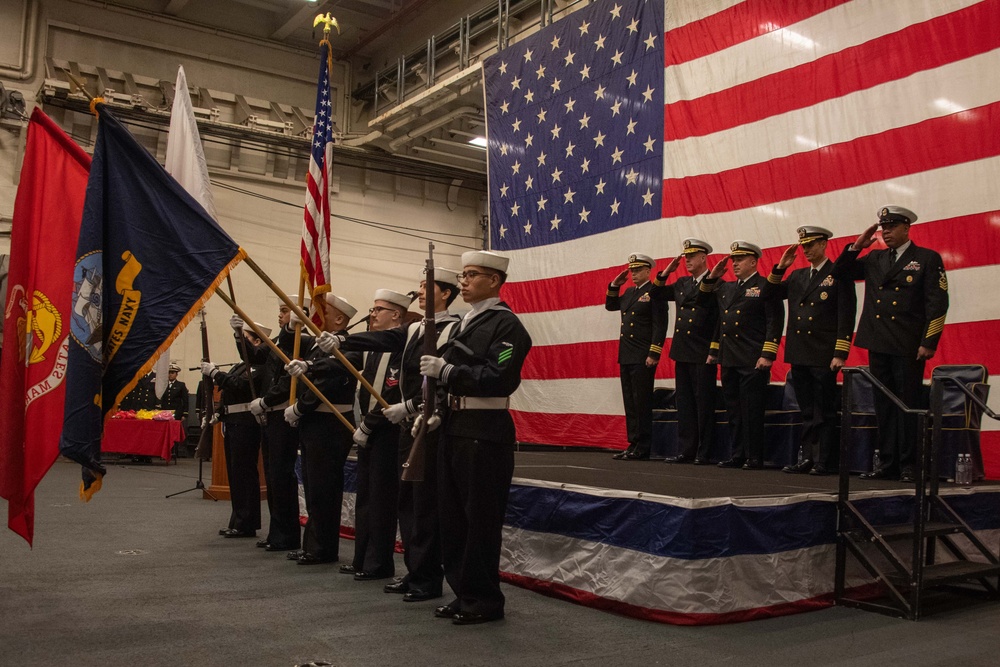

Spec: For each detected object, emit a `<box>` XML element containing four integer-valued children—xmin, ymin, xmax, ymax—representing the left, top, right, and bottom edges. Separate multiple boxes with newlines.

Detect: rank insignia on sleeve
<box><xmin>498</xmin><ymin>343</ymin><xmax>514</xmax><ymax>365</ymax></box>
<box><xmin>939</xmin><ymin>271</ymin><xmax>948</xmax><ymax>291</ymax></box>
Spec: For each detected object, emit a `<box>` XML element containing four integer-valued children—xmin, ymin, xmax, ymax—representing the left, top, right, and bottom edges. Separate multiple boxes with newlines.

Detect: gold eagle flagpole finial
<box><xmin>313</xmin><ymin>12</ymin><xmax>340</xmax><ymax>37</ymax></box>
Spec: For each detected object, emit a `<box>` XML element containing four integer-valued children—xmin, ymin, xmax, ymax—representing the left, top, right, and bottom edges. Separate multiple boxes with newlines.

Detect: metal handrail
<box><xmin>934</xmin><ymin>375</ymin><xmax>999</xmax><ymax>421</ymax></box>
<box><xmin>842</xmin><ymin>367</ymin><xmax>928</xmax><ymax>415</ymax></box>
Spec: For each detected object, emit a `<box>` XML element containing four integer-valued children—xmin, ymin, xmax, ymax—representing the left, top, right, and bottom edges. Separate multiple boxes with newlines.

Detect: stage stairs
<box><xmin>834</xmin><ymin>367</ymin><xmax>1000</xmax><ymax>620</ymax></box>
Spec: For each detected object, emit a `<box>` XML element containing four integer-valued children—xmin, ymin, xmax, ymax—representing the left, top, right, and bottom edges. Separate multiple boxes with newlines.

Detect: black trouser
<box><xmin>300</xmin><ymin>412</ymin><xmax>353</xmax><ymax>560</ymax></box>
<box><xmin>869</xmin><ymin>352</ymin><xmax>926</xmax><ymax>474</ymax></box>
<box><xmin>619</xmin><ymin>363</ymin><xmax>656</xmax><ymax>457</ymax></box>
<box><xmin>790</xmin><ymin>364</ymin><xmax>840</xmax><ymax>469</ymax></box>
<box><xmin>438</xmin><ymin>433</ymin><xmax>515</xmax><ymax>618</ymax></box>
<box><xmin>720</xmin><ymin>366</ymin><xmax>769</xmax><ymax>462</ymax></box>
<box><xmin>673</xmin><ymin>360</ymin><xmax>717</xmax><ymax>460</ymax></box>
<box><xmin>222</xmin><ymin>419</ymin><xmax>261</xmax><ymax>533</ymax></box>
<box><xmin>352</xmin><ymin>424</ymin><xmax>400</xmax><ymax>576</ymax></box>
<box><xmin>262</xmin><ymin>415</ymin><xmax>301</xmax><ymax>549</ymax></box>
<box><xmin>396</xmin><ymin>425</ymin><xmax>443</xmax><ymax>595</ymax></box>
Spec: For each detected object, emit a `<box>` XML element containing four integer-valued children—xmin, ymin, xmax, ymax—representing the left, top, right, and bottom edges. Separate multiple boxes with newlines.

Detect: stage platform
<box><xmin>338</xmin><ymin>450</ymin><xmax>1000</xmax><ymax>626</ymax></box>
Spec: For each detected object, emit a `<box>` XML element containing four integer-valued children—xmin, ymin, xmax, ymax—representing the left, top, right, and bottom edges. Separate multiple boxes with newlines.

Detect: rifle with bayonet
<box><xmin>194</xmin><ymin>309</ymin><xmax>217</xmax><ymax>460</ymax></box>
<box><xmin>401</xmin><ymin>243</ymin><xmax>437</xmax><ymax>482</ymax></box>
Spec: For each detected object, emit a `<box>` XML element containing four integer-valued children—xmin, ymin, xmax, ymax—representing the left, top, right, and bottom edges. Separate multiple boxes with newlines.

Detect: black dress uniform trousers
<box><xmin>869</xmin><ymin>352</ymin><xmax>926</xmax><ymax>475</ymax></box>
<box><xmin>438</xmin><ymin>434</ymin><xmax>516</xmax><ymax>618</ymax></box>
<box><xmin>300</xmin><ymin>412</ymin><xmax>353</xmax><ymax>560</ymax></box>
<box><xmin>262</xmin><ymin>416</ymin><xmax>301</xmax><ymax>549</ymax></box>
<box><xmin>352</xmin><ymin>425</ymin><xmax>399</xmax><ymax>576</ymax></box>
<box><xmin>673</xmin><ymin>361</ymin><xmax>717</xmax><ymax>460</ymax></box>
<box><xmin>790</xmin><ymin>365</ymin><xmax>840</xmax><ymax>469</ymax></box>
<box><xmin>620</xmin><ymin>363</ymin><xmax>656</xmax><ymax>457</ymax></box>
<box><xmin>222</xmin><ymin>420</ymin><xmax>261</xmax><ymax>533</ymax></box>
<box><xmin>720</xmin><ymin>366</ymin><xmax>768</xmax><ymax>463</ymax></box>
<box><xmin>396</xmin><ymin>426</ymin><xmax>444</xmax><ymax>595</ymax></box>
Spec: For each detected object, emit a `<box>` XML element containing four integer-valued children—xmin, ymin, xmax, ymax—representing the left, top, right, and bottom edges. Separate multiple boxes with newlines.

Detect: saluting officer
<box><xmin>653</xmin><ymin>239</ymin><xmax>719</xmax><ymax>464</ymax></box>
<box><xmin>319</xmin><ymin>271</ymin><xmax>461</xmax><ymax>602</ymax></box>
<box><xmin>605</xmin><ymin>253</ymin><xmax>668</xmax><ymax>460</ymax></box>
<box><xmin>834</xmin><ymin>206</ymin><xmax>949</xmax><ymax>482</ymax></box>
<box><xmin>418</xmin><ymin>250</ymin><xmax>532</xmax><ymax>626</ymax></box>
<box><xmin>280</xmin><ymin>293</ymin><xmax>362</xmax><ymax>564</ymax></box>
<box><xmin>702</xmin><ymin>241</ymin><xmax>784</xmax><ymax>469</ymax></box>
<box><xmin>158</xmin><ymin>362</ymin><xmax>190</xmax><ymax>459</ymax></box>
<box><xmin>247</xmin><ymin>295</ymin><xmax>313</xmax><ymax>553</ymax></box>
<box><xmin>766</xmin><ymin>227</ymin><xmax>857</xmax><ymax>475</ymax></box>
<box><xmin>343</xmin><ymin>289</ymin><xmax>411</xmax><ymax>582</ymax></box>
<box><xmin>201</xmin><ymin>319</ymin><xmax>268</xmax><ymax>538</ymax></box>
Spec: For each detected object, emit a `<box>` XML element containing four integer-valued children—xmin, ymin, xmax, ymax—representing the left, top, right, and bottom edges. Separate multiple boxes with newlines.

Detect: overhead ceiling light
<box><xmin>468</xmin><ymin>136</ymin><xmax>488</xmax><ymax>149</ymax></box>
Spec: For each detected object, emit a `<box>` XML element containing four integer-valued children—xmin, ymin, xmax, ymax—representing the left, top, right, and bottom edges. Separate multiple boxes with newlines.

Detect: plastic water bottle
<box><xmin>954</xmin><ymin>453</ymin><xmax>965</xmax><ymax>485</ymax></box>
<box><xmin>959</xmin><ymin>454</ymin><xmax>973</xmax><ymax>486</ymax></box>
<box><xmin>872</xmin><ymin>448</ymin><xmax>881</xmax><ymax>472</ymax></box>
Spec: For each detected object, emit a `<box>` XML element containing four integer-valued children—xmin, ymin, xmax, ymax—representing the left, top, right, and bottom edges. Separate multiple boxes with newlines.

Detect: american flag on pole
<box><xmin>487</xmin><ymin>0</ymin><xmax>1000</xmax><ymax>475</ymax></box>
<box><xmin>302</xmin><ymin>39</ymin><xmax>335</xmax><ymax>317</ymax></box>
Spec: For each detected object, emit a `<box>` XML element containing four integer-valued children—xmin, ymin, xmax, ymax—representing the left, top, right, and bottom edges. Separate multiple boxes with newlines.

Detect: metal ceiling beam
<box><xmin>163</xmin><ymin>0</ymin><xmax>192</xmax><ymax>15</ymax></box>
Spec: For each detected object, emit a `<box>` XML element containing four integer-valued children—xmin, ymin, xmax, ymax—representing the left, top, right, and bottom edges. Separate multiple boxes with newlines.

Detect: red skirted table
<box><xmin>102</xmin><ymin>419</ymin><xmax>185</xmax><ymax>462</ymax></box>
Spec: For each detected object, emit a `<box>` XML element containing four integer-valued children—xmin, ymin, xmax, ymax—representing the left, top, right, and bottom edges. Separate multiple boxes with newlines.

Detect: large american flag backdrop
<box><xmin>486</xmin><ymin>0</ymin><xmax>1000</xmax><ymax>475</ymax></box>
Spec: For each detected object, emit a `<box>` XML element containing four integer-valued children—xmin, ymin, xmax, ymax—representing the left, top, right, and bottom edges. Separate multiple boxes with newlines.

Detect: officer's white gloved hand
<box><xmin>229</xmin><ymin>314</ymin><xmax>245</xmax><ymax>331</ymax></box>
<box><xmin>200</xmin><ymin>361</ymin><xmax>219</xmax><ymax>378</ymax></box>
<box><xmin>284</xmin><ymin>359</ymin><xmax>309</xmax><ymax>378</ymax></box>
<box><xmin>382</xmin><ymin>402</ymin><xmax>410</xmax><ymax>425</ymax></box>
<box><xmin>289</xmin><ymin>309</ymin><xmax>305</xmax><ymax>328</ymax></box>
<box><xmin>249</xmin><ymin>398</ymin><xmax>267</xmax><ymax>416</ymax></box>
<box><xmin>317</xmin><ymin>332</ymin><xmax>344</xmax><ymax>353</ymax></box>
<box><xmin>353</xmin><ymin>427</ymin><xmax>369</xmax><ymax>448</ymax></box>
<box><xmin>419</xmin><ymin>355</ymin><xmax>448</xmax><ymax>379</ymax></box>
<box><xmin>411</xmin><ymin>412</ymin><xmax>442</xmax><ymax>437</ymax></box>
<box><xmin>283</xmin><ymin>403</ymin><xmax>302</xmax><ymax>427</ymax></box>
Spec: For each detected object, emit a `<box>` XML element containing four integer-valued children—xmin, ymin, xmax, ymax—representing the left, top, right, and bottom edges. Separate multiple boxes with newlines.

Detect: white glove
<box><xmin>411</xmin><ymin>412</ymin><xmax>442</xmax><ymax>437</ymax></box>
<box><xmin>289</xmin><ymin>309</ymin><xmax>304</xmax><ymax>328</ymax></box>
<box><xmin>316</xmin><ymin>332</ymin><xmax>344</xmax><ymax>353</ymax></box>
<box><xmin>285</xmin><ymin>359</ymin><xmax>309</xmax><ymax>378</ymax></box>
<box><xmin>249</xmin><ymin>398</ymin><xmax>267</xmax><ymax>416</ymax></box>
<box><xmin>229</xmin><ymin>314</ymin><xmax>245</xmax><ymax>331</ymax></box>
<box><xmin>353</xmin><ymin>428</ymin><xmax>369</xmax><ymax>448</ymax></box>
<box><xmin>283</xmin><ymin>403</ymin><xmax>302</xmax><ymax>426</ymax></box>
<box><xmin>200</xmin><ymin>361</ymin><xmax>219</xmax><ymax>378</ymax></box>
<box><xmin>382</xmin><ymin>402</ymin><xmax>410</xmax><ymax>425</ymax></box>
<box><xmin>419</xmin><ymin>355</ymin><xmax>448</xmax><ymax>379</ymax></box>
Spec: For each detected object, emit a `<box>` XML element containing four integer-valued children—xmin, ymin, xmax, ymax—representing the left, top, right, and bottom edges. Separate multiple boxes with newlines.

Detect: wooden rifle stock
<box><xmin>401</xmin><ymin>243</ymin><xmax>437</xmax><ymax>482</ymax></box>
<box><xmin>194</xmin><ymin>309</ymin><xmax>216</xmax><ymax>460</ymax></box>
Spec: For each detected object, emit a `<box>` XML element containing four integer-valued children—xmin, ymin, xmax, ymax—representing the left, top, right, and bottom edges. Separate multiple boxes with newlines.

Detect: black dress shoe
<box><xmin>860</xmin><ymin>467</ymin><xmax>896</xmax><ymax>480</ymax></box>
<box><xmin>339</xmin><ymin>564</ymin><xmax>357</xmax><ymax>575</ymax></box>
<box><xmin>297</xmin><ymin>552</ymin><xmax>337</xmax><ymax>565</ymax></box>
<box><xmin>742</xmin><ymin>459</ymin><xmax>763</xmax><ymax>470</ymax></box>
<box><xmin>718</xmin><ymin>458</ymin><xmax>745</xmax><ymax>469</ymax></box>
<box><xmin>354</xmin><ymin>571</ymin><xmax>393</xmax><ymax>581</ymax></box>
<box><xmin>782</xmin><ymin>459</ymin><xmax>814</xmax><ymax>474</ymax></box>
<box><xmin>664</xmin><ymin>454</ymin><xmax>690</xmax><ymax>464</ymax></box>
<box><xmin>622</xmin><ymin>452</ymin><xmax>650</xmax><ymax>461</ymax></box>
<box><xmin>612</xmin><ymin>451</ymin><xmax>627</xmax><ymax>460</ymax></box>
<box><xmin>403</xmin><ymin>590</ymin><xmax>442</xmax><ymax>602</ymax></box>
<box><xmin>256</xmin><ymin>539</ymin><xmax>270</xmax><ymax>548</ymax></box>
<box><xmin>434</xmin><ymin>604</ymin><xmax>459</xmax><ymax>619</ymax></box>
<box><xmin>286</xmin><ymin>549</ymin><xmax>305</xmax><ymax>561</ymax></box>
<box><xmin>222</xmin><ymin>529</ymin><xmax>256</xmax><ymax>538</ymax></box>
<box><xmin>693</xmin><ymin>458</ymin><xmax>708</xmax><ymax>465</ymax></box>
<box><xmin>265</xmin><ymin>543</ymin><xmax>299</xmax><ymax>552</ymax></box>
<box><xmin>452</xmin><ymin>612</ymin><xmax>503</xmax><ymax>626</ymax></box>
<box><xmin>899</xmin><ymin>468</ymin><xmax>916</xmax><ymax>483</ymax></box>
<box><xmin>384</xmin><ymin>580</ymin><xmax>409</xmax><ymax>594</ymax></box>
<box><xmin>809</xmin><ymin>466</ymin><xmax>833</xmax><ymax>476</ymax></box>
<box><xmin>218</xmin><ymin>528</ymin><xmax>232</xmax><ymax>536</ymax></box>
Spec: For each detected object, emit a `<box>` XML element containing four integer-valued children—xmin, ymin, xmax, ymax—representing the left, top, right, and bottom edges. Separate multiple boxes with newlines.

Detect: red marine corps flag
<box><xmin>0</xmin><ymin>109</ymin><xmax>91</xmax><ymax>545</ymax></box>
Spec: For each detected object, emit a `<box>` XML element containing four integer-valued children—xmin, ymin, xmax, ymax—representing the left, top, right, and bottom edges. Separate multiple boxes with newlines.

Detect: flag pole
<box><xmin>240</xmin><ymin>253</ymin><xmax>390</xmax><ymax>410</ymax></box>
<box><xmin>289</xmin><ymin>270</ymin><xmax>307</xmax><ymax>403</ymax></box>
<box><xmin>214</xmin><ymin>287</ymin><xmax>356</xmax><ymax>434</ymax></box>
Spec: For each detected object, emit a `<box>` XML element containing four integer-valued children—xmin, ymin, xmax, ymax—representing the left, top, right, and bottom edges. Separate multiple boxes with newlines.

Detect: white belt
<box><xmin>447</xmin><ymin>395</ymin><xmax>510</xmax><ymax>411</ymax></box>
<box><xmin>266</xmin><ymin>401</ymin><xmax>289</xmax><ymax>412</ymax></box>
<box><xmin>316</xmin><ymin>403</ymin><xmax>354</xmax><ymax>414</ymax></box>
<box><xmin>224</xmin><ymin>402</ymin><xmax>251</xmax><ymax>414</ymax></box>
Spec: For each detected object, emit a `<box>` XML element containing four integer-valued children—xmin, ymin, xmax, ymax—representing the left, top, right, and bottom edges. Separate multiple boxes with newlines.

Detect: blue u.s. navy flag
<box><xmin>60</xmin><ymin>108</ymin><xmax>245</xmax><ymax>498</ymax></box>
<box><xmin>485</xmin><ymin>0</ymin><xmax>663</xmax><ymax>251</ymax></box>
